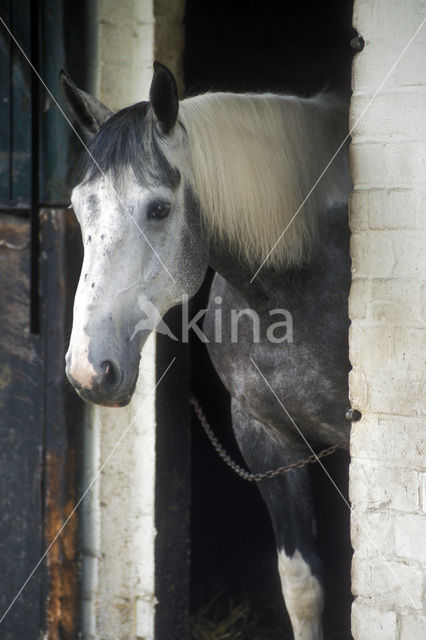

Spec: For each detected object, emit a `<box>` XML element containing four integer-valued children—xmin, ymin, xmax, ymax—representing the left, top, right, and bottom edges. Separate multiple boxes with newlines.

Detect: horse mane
<box><xmin>179</xmin><ymin>92</ymin><xmax>350</xmax><ymax>269</ymax></box>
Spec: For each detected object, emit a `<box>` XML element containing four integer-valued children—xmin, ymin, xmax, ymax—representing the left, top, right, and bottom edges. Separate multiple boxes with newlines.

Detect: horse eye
<box><xmin>147</xmin><ymin>201</ymin><xmax>171</xmax><ymax>220</ymax></box>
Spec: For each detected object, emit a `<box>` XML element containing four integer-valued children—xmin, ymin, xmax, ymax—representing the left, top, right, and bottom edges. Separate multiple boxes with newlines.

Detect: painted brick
<box><xmin>350</xmin><ymin>188</ymin><xmax>426</xmax><ymax>233</ymax></box>
<box><xmin>391</xmin><ymin>231</ymin><xmax>426</xmax><ymax>279</ymax></box>
<box><xmin>370</xmin><ymin>278</ymin><xmax>425</xmax><ymax>327</ymax></box>
<box><xmin>395</xmin><ymin>514</ymin><xmax>426</xmax><ymax>564</ymax></box>
<box><xmin>97</xmin><ymin>1</ymin><xmax>155</xmax><ymax>109</ymax></box>
<box><xmin>393</xmin><ymin>327</ymin><xmax>426</xmax><ymax>371</ymax></box>
<box><xmin>350</xmin><ymin>1</ymin><xmax>426</xmax><ymax>637</ymax></box>
<box><xmin>349</xmin><ymin>190</ymin><xmax>368</xmax><ymax>232</ymax></box>
<box><xmin>352</xmin><ymin>552</ymin><xmax>423</xmax><ymax>610</ymax></box>
<box><xmin>400</xmin><ymin>614</ymin><xmax>426</xmax><ymax>639</ymax></box>
<box><xmin>350</xmin><ymin>230</ymin><xmax>426</xmax><ymax>281</ymax></box>
<box><xmin>351</xmin><ymin>599</ymin><xmax>397</xmax><ymax>640</ymax></box>
<box><xmin>351</xmin><ymin>40</ymin><xmax>426</xmax><ymax>95</ymax></box>
<box><xmin>367</xmin><ymin>189</ymin><xmax>422</xmax><ymax>230</ymax></box>
<box><xmin>353</xmin><ymin>0</ymin><xmax>423</xmax><ymax>40</ymax></box>
<box><xmin>348</xmin><ymin>368</ymin><xmax>368</xmax><ymax>410</ymax></box>
<box><xmin>352</xmin><ymin>0</ymin><xmax>425</xmax><ymax>94</ymax></box>
<box><xmin>349</xmin><ymin>325</ymin><xmax>426</xmax><ymax>410</ymax></box>
<box><xmin>419</xmin><ymin>189</ymin><xmax>426</xmax><ymax>229</ymax></box>
<box><xmin>350</xmin><ymin>93</ymin><xmax>426</xmax><ymax>139</ymax></box>
<box><xmin>350</xmin><ymin>459</ymin><xmax>419</xmax><ymax>513</ymax></box>
<box><xmin>349</xmin><ymin>326</ymin><xmax>425</xmax><ymax>416</ymax></box>
<box><xmin>398</xmin><ymin>42</ymin><xmax>426</xmax><ymax>87</ymax></box>
<box><xmin>421</xmin><ymin>474</ymin><xmax>426</xmax><ymax>513</ymax></box>
<box><xmin>350</xmin><ymin>415</ymin><xmax>426</xmax><ymax>469</ymax></box>
<box><xmin>351</xmin><ymin>141</ymin><xmax>426</xmax><ymax>188</ymax></box>
<box><xmin>422</xmin><ymin>283</ymin><xmax>426</xmax><ymax>321</ymax></box>
<box><xmin>371</xmin><ymin>300</ymin><xmax>417</xmax><ymax>326</ymax></box>
<box><xmin>350</xmin><ymin>232</ymin><xmax>395</xmax><ymax>278</ymax></box>
<box><xmin>349</xmin><ymin>324</ymin><xmax>394</xmax><ymax>370</ymax></box>
<box><xmin>351</xmin><ymin>508</ymin><xmax>395</xmax><ymax>556</ymax></box>
<box><xmin>348</xmin><ymin>278</ymin><xmax>370</xmax><ymax>319</ymax></box>
<box><xmin>367</xmin><ymin>375</ymin><xmax>425</xmax><ymax>416</ymax></box>
<box><xmin>352</xmin><ymin>50</ymin><xmax>398</xmax><ymax>93</ymax></box>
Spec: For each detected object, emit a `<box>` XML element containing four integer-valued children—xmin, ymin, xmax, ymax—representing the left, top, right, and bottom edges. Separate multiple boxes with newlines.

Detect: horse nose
<box><xmin>66</xmin><ymin>356</ymin><xmax>124</xmax><ymax>404</ymax></box>
<box><xmin>99</xmin><ymin>359</ymin><xmax>121</xmax><ymax>391</ymax></box>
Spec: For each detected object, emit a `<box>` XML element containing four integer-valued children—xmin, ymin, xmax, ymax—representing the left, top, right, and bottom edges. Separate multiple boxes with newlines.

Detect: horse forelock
<box><xmin>78</xmin><ymin>101</ymin><xmax>180</xmax><ymax>191</ymax></box>
<box><xmin>179</xmin><ymin>92</ymin><xmax>351</xmax><ymax>269</ymax></box>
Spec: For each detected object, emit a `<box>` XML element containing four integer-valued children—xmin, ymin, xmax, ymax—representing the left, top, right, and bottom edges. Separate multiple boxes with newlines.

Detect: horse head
<box><xmin>61</xmin><ymin>63</ymin><xmax>208</xmax><ymax>406</ymax></box>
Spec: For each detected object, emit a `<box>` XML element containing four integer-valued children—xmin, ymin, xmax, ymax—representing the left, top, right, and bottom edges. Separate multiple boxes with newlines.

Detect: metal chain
<box><xmin>0</xmin><ymin>239</ymin><xmax>29</xmax><ymax>250</ymax></box>
<box><xmin>190</xmin><ymin>395</ymin><xmax>344</xmax><ymax>482</ymax></box>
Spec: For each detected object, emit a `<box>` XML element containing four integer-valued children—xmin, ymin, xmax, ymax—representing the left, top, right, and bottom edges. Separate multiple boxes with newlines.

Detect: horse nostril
<box><xmin>101</xmin><ymin>360</ymin><xmax>121</xmax><ymax>389</ymax></box>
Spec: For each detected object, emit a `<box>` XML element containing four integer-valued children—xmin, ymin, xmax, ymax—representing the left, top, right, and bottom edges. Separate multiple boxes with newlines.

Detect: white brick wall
<box><xmin>349</xmin><ymin>1</ymin><xmax>426</xmax><ymax>638</ymax></box>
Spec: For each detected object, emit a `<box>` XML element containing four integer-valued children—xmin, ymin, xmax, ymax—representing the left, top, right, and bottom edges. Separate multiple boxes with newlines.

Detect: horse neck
<box><xmin>207</xmin><ymin>203</ymin><xmax>350</xmax><ymax>310</ymax></box>
<box><xmin>208</xmin><ymin>237</ymin><xmax>276</xmax><ymax>309</ymax></box>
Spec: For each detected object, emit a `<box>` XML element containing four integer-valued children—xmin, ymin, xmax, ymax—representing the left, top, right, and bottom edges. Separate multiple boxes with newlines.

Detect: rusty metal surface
<box><xmin>44</xmin><ymin>451</ymin><xmax>79</xmax><ymax>639</ymax></box>
<box><xmin>40</xmin><ymin>209</ymin><xmax>83</xmax><ymax>640</ymax></box>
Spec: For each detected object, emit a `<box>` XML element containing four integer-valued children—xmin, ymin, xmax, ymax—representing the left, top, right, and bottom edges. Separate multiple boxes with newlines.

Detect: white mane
<box><xmin>179</xmin><ymin>92</ymin><xmax>350</xmax><ymax>269</ymax></box>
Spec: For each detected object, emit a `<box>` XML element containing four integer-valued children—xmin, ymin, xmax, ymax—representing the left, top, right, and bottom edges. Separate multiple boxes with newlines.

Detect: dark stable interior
<box><xmin>185</xmin><ymin>1</ymin><xmax>356</xmax><ymax>638</ymax></box>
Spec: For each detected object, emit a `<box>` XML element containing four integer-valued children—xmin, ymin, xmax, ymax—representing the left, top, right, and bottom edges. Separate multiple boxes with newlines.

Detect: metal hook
<box><xmin>346</xmin><ymin>408</ymin><xmax>362</xmax><ymax>422</ymax></box>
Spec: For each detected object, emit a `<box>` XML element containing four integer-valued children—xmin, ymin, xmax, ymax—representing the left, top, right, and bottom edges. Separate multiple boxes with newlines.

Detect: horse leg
<box><xmin>231</xmin><ymin>398</ymin><xmax>324</xmax><ymax>640</ymax></box>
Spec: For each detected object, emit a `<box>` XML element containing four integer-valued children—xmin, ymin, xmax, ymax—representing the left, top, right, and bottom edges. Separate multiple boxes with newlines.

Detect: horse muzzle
<box><xmin>66</xmin><ymin>355</ymin><xmax>137</xmax><ymax>407</ymax></box>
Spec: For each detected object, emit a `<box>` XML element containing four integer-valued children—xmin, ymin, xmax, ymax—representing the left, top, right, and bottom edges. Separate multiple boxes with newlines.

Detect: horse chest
<box><xmin>203</xmin><ymin>271</ymin><xmax>350</xmax><ymax>447</ymax></box>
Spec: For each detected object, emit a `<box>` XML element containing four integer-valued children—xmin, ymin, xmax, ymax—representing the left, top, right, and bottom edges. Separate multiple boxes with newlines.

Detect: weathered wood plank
<box><xmin>0</xmin><ymin>210</ymin><xmax>83</xmax><ymax>638</ymax></box>
<box><xmin>0</xmin><ymin>213</ymin><xmax>44</xmax><ymax>638</ymax></box>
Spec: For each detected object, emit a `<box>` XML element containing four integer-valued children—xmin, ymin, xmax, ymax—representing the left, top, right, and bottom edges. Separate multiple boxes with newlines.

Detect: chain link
<box><xmin>0</xmin><ymin>239</ymin><xmax>29</xmax><ymax>250</ymax></box>
<box><xmin>190</xmin><ymin>395</ymin><xmax>344</xmax><ymax>482</ymax></box>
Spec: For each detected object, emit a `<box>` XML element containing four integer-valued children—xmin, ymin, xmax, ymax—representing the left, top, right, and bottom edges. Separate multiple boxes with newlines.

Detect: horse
<box><xmin>60</xmin><ymin>61</ymin><xmax>352</xmax><ymax>640</ymax></box>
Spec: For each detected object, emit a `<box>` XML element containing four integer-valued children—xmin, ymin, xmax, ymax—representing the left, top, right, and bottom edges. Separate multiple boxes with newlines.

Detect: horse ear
<box><xmin>149</xmin><ymin>61</ymin><xmax>179</xmax><ymax>134</ymax></box>
<box><xmin>59</xmin><ymin>69</ymin><xmax>112</xmax><ymax>138</ymax></box>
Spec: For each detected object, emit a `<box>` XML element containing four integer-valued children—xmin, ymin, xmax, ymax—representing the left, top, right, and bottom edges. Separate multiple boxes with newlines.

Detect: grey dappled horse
<box><xmin>61</xmin><ymin>62</ymin><xmax>351</xmax><ymax>640</ymax></box>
